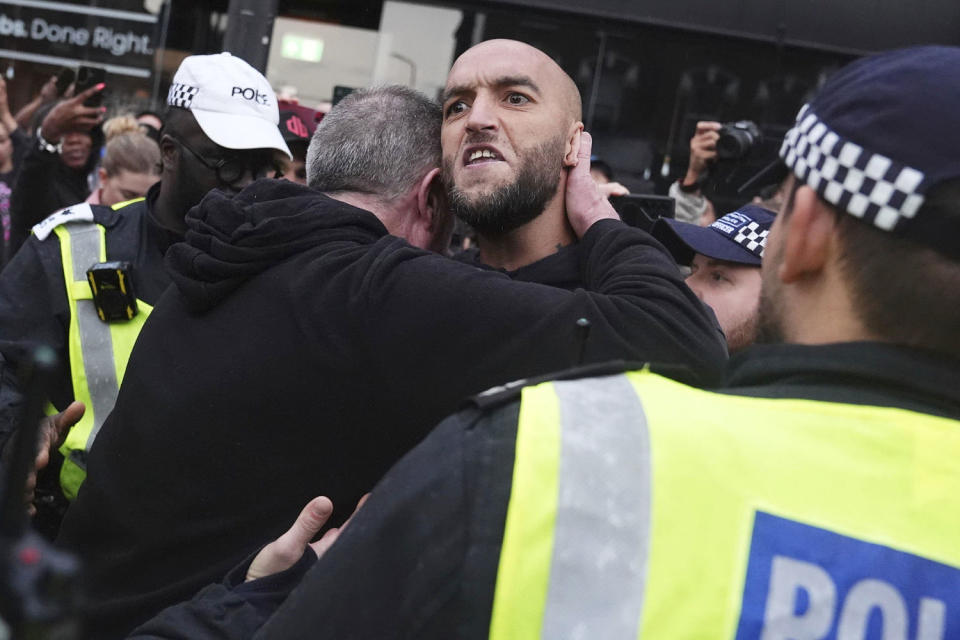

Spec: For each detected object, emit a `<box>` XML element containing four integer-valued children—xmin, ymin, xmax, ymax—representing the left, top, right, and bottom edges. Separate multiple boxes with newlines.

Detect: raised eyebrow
<box><xmin>440</xmin><ymin>85</ymin><xmax>470</xmax><ymax>105</ymax></box>
<box><xmin>493</xmin><ymin>75</ymin><xmax>541</xmax><ymax>96</ymax></box>
<box><xmin>440</xmin><ymin>76</ymin><xmax>542</xmax><ymax>105</ymax></box>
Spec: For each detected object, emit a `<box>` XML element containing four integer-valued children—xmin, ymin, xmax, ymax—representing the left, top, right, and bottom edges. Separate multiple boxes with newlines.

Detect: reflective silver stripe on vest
<box><xmin>542</xmin><ymin>374</ymin><xmax>652</xmax><ymax>640</ymax></box>
<box><xmin>66</xmin><ymin>223</ymin><xmax>119</xmax><ymax>461</ymax></box>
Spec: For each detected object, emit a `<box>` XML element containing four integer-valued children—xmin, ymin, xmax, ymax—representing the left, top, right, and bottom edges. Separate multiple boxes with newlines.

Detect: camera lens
<box><xmin>716</xmin><ymin>121</ymin><xmax>761</xmax><ymax>160</ymax></box>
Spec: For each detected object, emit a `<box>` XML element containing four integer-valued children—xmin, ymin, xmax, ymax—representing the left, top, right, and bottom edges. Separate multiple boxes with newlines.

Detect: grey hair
<box><xmin>306</xmin><ymin>86</ymin><xmax>441</xmax><ymax>201</ymax></box>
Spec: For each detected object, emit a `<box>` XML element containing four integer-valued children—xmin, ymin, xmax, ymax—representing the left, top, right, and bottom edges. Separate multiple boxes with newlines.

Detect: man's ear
<box><xmin>563</xmin><ymin>121</ymin><xmax>584</xmax><ymax>168</ymax></box>
<box><xmin>411</xmin><ymin>167</ymin><xmax>452</xmax><ymax>252</ymax></box>
<box><xmin>778</xmin><ymin>185</ymin><xmax>837</xmax><ymax>284</ymax></box>
<box><xmin>159</xmin><ymin>134</ymin><xmax>178</xmax><ymax>175</ymax></box>
<box><xmin>97</xmin><ymin>166</ymin><xmax>108</xmax><ymax>183</ymax></box>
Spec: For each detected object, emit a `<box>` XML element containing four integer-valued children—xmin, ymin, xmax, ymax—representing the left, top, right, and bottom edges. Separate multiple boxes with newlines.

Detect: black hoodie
<box><xmin>58</xmin><ymin>179</ymin><xmax>726</xmax><ymax>638</ymax></box>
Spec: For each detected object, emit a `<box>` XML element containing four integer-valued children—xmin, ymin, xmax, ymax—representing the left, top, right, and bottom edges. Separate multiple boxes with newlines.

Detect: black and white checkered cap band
<box><xmin>732</xmin><ymin>221</ymin><xmax>768</xmax><ymax>259</ymax></box>
<box><xmin>167</xmin><ymin>83</ymin><xmax>199</xmax><ymax>109</ymax></box>
<box><xmin>780</xmin><ymin>104</ymin><xmax>927</xmax><ymax>232</ymax></box>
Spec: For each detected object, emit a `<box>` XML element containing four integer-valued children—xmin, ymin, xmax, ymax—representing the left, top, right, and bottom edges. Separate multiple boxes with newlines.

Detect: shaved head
<box><xmin>447</xmin><ymin>39</ymin><xmax>582</xmax><ymax>122</ymax></box>
<box><xmin>441</xmin><ymin>38</ymin><xmax>585</xmax><ymax>240</ymax></box>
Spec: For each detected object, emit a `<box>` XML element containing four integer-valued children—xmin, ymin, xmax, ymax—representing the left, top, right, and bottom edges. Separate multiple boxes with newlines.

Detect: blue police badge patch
<box><xmin>734</xmin><ymin>511</ymin><xmax>960</xmax><ymax>640</ymax></box>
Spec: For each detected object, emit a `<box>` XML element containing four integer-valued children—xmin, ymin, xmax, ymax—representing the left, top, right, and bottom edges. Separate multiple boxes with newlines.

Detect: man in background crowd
<box><xmin>278</xmin><ymin>102</ymin><xmax>319</xmax><ymax>184</ymax></box>
<box><xmin>653</xmin><ymin>204</ymin><xmax>774</xmax><ymax>352</ymax></box>
<box><xmin>668</xmin><ymin>120</ymin><xmax>720</xmax><ymax>224</ymax></box>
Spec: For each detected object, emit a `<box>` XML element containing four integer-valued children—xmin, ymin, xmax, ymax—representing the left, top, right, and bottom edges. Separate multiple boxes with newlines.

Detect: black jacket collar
<box><xmin>724</xmin><ymin>341</ymin><xmax>960</xmax><ymax>420</ymax></box>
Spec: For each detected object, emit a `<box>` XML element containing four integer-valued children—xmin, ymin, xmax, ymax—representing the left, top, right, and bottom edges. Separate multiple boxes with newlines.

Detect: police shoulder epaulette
<box><xmin>468</xmin><ymin>360</ymin><xmax>647</xmax><ymax>410</ymax></box>
<box><xmin>32</xmin><ymin>202</ymin><xmax>95</xmax><ymax>241</ymax></box>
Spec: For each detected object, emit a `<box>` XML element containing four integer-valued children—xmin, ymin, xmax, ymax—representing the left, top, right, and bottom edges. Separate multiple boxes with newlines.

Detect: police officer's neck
<box><xmin>477</xmin><ymin>197</ymin><xmax>575</xmax><ymax>272</ymax></box>
<box><xmin>778</xmin><ymin>269</ymin><xmax>877</xmax><ymax>346</ymax></box>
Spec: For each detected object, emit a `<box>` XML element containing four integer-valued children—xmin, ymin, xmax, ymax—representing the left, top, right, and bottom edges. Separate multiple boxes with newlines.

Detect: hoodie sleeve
<box><xmin>356</xmin><ymin>218</ymin><xmax>726</xmax><ymax>426</ymax></box>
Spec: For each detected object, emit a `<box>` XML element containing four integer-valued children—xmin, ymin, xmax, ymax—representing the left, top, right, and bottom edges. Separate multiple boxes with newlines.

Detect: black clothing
<box><xmin>0</xmin><ymin>128</ymin><xmax>28</xmax><ymax>259</ymax></box>
<box><xmin>0</xmin><ymin>183</ymin><xmax>178</xmax><ymax>453</ymax></box>
<box><xmin>130</xmin><ymin>341</ymin><xmax>960</xmax><ymax>640</ymax></box>
<box><xmin>60</xmin><ymin>178</ymin><xmax>726</xmax><ymax>638</ymax></box>
<box><xmin>7</xmin><ymin>133</ymin><xmax>97</xmax><ymax>262</ymax></box>
<box><xmin>453</xmin><ymin>242</ymin><xmax>584</xmax><ymax>291</ymax></box>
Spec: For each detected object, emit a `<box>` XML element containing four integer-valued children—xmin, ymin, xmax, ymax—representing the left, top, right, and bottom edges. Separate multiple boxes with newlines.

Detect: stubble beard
<box><xmin>444</xmin><ymin>135</ymin><xmax>565</xmax><ymax>236</ymax></box>
<box><xmin>725</xmin><ymin>312</ymin><xmax>760</xmax><ymax>353</ymax></box>
<box><xmin>755</xmin><ymin>258</ymin><xmax>786</xmax><ymax>345</ymax></box>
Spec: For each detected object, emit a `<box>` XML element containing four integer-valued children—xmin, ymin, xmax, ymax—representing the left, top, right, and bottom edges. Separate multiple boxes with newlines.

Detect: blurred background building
<box><xmin>1</xmin><ymin>0</ymin><xmax>958</xmax><ymax>193</ymax></box>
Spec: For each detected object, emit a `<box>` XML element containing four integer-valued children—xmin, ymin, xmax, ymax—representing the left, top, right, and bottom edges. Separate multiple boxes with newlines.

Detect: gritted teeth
<box><xmin>465</xmin><ymin>147</ymin><xmax>503</xmax><ymax>164</ymax></box>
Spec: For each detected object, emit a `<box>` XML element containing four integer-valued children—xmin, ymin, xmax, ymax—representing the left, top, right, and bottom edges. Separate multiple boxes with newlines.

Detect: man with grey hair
<box><xmin>58</xmin><ymin>85</ymin><xmax>724</xmax><ymax>637</ymax></box>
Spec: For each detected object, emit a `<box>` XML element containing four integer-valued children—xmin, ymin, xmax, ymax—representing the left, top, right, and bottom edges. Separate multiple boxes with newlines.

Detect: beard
<box><xmin>444</xmin><ymin>135</ymin><xmax>565</xmax><ymax>235</ymax></box>
<box><xmin>755</xmin><ymin>252</ymin><xmax>786</xmax><ymax>345</ymax></box>
<box><xmin>725</xmin><ymin>311</ymin><xmax>760</xmax><ymax>353</ymax></box>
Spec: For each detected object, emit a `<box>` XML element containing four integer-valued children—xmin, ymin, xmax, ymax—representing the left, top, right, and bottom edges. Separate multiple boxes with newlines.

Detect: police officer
<box><xmin>653</xmin><ymin>204</ymin><xmax>775</xmax><ymax>352</ymax></box>
<box><xmin>132</xmin><ymin>45</ymin><xmax>960</xmax><ymax>640</ymax></box>
<box><xmin>0</xmin><ymin>53</ymin><xmax>290</xmax><ymax>516</ymax></box>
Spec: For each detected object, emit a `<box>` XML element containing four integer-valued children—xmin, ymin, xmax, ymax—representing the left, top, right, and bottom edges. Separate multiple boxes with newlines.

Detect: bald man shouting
<box><xmin>442</xmin><ymin>39</ymin><xmax>586</xmax><ymax>273</ymax></box>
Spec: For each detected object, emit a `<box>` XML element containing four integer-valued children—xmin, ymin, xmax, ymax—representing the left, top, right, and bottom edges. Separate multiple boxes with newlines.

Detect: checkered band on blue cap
<box><xmin>711</xmin><ymin>212</ymin><xmax>769</xmax><ymax>260</ymax></box>
<box><xmin>167</xmin><ymin>83</ymin><xmax>199</xmax><ymax>109</ymax></box>
<box><xmin>779</xmin><ymin>104</ymin><xmax>928</xmax><ymax>232</ymax></box>
<box><xmin>733</xmin><ymin>221</ymin><xmax>768</xmax><ymax>259</ymax></box>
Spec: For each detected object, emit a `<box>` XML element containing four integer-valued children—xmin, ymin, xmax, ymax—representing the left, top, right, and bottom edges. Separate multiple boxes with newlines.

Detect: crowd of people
<box><xmin>0</xmin><ymin>37</ymin><xmax>957</xmax><ymax>640</ymax></box>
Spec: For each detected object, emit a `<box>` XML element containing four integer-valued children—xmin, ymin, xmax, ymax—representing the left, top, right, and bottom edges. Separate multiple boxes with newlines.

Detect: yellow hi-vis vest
<box><xmin>489</xmin><ymin>369</ymin><xmax>960</xmax><ymax>640</ymax></box>
<box><xmin>51</xmin><ymin>199</ymin><xmax>153</xmax><ymax>499</ymax></box>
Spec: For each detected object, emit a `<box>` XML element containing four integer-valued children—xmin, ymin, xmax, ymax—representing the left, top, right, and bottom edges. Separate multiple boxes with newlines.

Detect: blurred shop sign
<box><xmin>0</xmin><ymin>0</ymin><xmax>161</xmax><ymax>78</ymax></box>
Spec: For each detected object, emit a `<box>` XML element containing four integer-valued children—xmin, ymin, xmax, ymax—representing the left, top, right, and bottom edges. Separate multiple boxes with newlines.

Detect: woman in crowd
<box><xmin>86</xmin><ymin>115</ymin><xmax>160</xmax><ymax>207</ymax></box>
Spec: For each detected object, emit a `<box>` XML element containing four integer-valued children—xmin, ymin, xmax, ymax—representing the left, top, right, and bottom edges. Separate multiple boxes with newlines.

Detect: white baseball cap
<box><xmin>167</xmin><ymin>52</ymin><xmax>291</xmax><ymax>159</ymax></box>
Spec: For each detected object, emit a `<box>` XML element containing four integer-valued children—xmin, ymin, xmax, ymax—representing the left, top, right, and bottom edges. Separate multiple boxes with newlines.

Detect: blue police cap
<box><xmin>653</xmin><ymin>204</ymin><xmax>775</xmax><ymax>267</ymax></box>
<box><xmin>780</xmin><ymin>46</ymin><xmax>960</xmax><ymax>253</ymax></box>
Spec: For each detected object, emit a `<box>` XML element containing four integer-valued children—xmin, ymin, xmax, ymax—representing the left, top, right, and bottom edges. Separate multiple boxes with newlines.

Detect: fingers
<box><xmin>54</xmin><ymin>401</ymin><xmax>85</xmax><ymax>438</ymax></box>
<box><xmin>340</xmin><ymin>493</ymin><xmax>369</xmax><ymax>533</ymax></box>
<box><xmin>598</xmin><ymin>182</ymin><xmax>630</xmax><ymax>198</ymax></box>
<box><xmin>35</xmin><ymin>402</ymin><xmax>84</xmax><ymax>471</ymax></box>
<box><xmin>308</xmin><ymin>493</ymin><xmax>369</xmax><ymax>559</ymax></box>
<box><xmin>285</xmin><ymin>496</ymin><xmax>334</xmax><ymax>551</ymax></box>
<box><xmin>308</xmin><ymin>525</ymin><xmax>342</xmax><ymax>559</ymax></box>
<box><xmin>577</xmin><ymin>130</ymin><xmax>593</xmax><ymax>161</ymax></box>
<box><xmin>72</xmin><ymin>82</ymin><xmax>105</xmax><ymax>104</ymax></box>
<box><xmin>695</xmin><ymin>121</ymin><xmax>721</xmax><ymax>134</ymax></box>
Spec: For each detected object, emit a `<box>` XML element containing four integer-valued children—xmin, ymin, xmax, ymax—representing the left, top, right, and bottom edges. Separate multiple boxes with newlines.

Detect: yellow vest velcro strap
<box><xmin>489</xmin><ymin>374</ymin><xmax>652</xmax><ymax>640</ymax></box>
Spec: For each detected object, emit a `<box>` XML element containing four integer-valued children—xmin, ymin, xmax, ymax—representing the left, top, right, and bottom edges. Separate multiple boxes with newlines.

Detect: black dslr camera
<box><xmin>716</xmin><ymin>120</ymin><xmax>762</xmax><ymax>160</ymax></box>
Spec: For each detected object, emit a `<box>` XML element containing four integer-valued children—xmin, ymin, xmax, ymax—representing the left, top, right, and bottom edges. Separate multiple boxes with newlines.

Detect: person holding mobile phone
<box><xmin>6</xmin><ymin>82</ymin><xmax>107</xmax><ymax>261</ymax></box>
<box><xmin>0</xmin><ymin>76</ymin><xmax>30</xmax><ymax>259</ymax></box>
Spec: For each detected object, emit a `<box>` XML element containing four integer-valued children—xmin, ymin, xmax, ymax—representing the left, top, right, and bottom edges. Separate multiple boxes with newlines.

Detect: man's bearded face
<box><xmin>443</xmin><ymin>133</ymin><xmax>565</xmax><ymax>235</ymax></box>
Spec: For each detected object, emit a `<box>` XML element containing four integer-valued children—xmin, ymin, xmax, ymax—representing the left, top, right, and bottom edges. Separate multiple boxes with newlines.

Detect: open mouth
<box><xmin>463</xmin><ymin>145</ymin><xmax>504</xmax><ymax>166</ymax></box>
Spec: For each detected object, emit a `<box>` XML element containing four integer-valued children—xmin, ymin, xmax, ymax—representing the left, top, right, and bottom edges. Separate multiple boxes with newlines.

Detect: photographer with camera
<box><xmin>669</xmin><ymin>120</ymin><xmax>762</xmax><ymax>226</ymax></box>
<box><xmin>669</xmin><ymin>120</ymin><xmax>720</xmax><ymax>225</ymax></box>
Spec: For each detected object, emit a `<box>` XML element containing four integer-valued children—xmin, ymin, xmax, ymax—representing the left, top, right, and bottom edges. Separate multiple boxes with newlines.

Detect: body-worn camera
<box><xmin>717</xmin><ymin>120</ymin><xmax>761</xmax><ymax>160</ymax></box>
<box><xmin>86</xmin><ymin>262</ymin><xmax>138</xmax><ymax>322</ymax></box>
